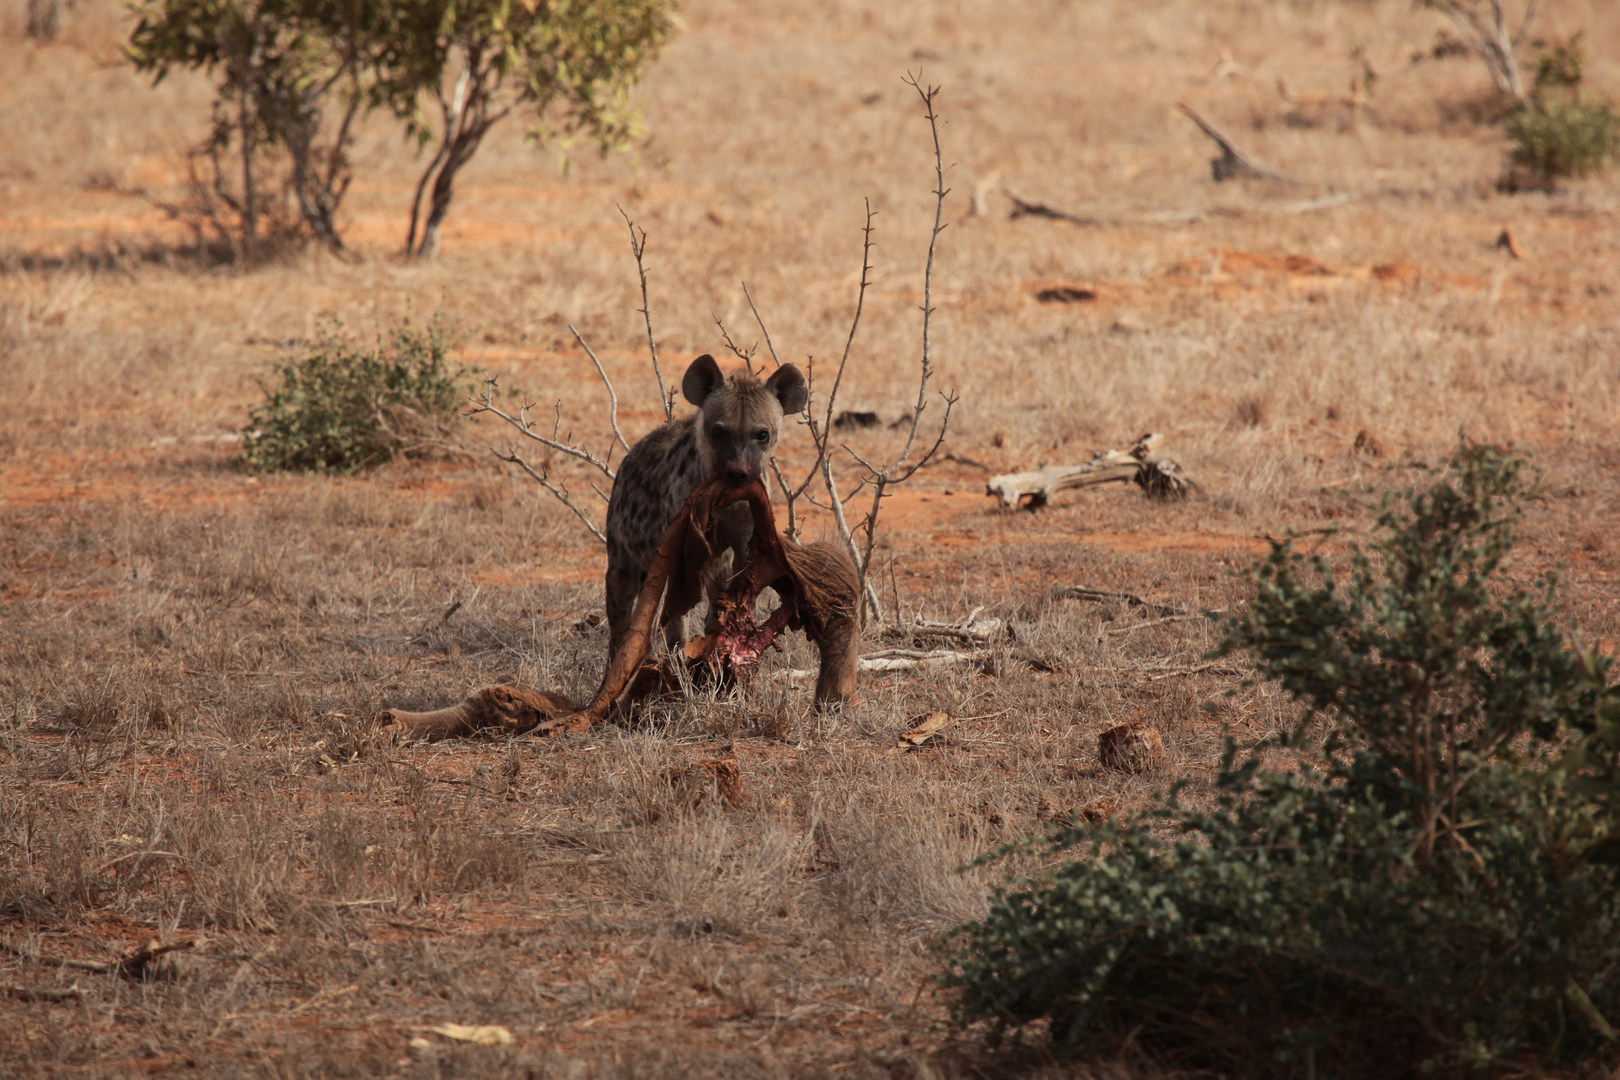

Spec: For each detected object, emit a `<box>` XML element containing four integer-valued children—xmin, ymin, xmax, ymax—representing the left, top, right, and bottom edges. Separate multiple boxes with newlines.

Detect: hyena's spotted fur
<box><xmin>604</xmin><ymin>353</ymin><xmax>808</xmax><ymax>660</ymax></box>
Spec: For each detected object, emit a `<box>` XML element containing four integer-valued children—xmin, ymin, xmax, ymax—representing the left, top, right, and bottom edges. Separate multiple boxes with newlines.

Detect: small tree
<box><xmin>128</xmin><ymin>0</ymin><xmax>374</xmax><ymax>256</ymax></box>
<box><xmin>373</xmin><ymin>0</ymin><xmax>677</xmax><ymax>258</ymax></box>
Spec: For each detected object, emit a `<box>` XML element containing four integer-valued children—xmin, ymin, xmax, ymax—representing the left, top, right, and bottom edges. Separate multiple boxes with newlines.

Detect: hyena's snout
<box><xmin>713</xmin><ymin>429</ymin><xmax>771</xmax><ymax>488</ymax></box>
<box><xmin>719</xmin><ymin>445</ymin><xmax>764</xmax><ymax>488</ymax></box>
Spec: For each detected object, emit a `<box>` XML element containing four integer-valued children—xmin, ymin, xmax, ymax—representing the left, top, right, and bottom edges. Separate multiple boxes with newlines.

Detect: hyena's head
<box><xmin>682</xmin><ymin>353</ymin><xmax>808</xmax><ymax>488</ymax></box>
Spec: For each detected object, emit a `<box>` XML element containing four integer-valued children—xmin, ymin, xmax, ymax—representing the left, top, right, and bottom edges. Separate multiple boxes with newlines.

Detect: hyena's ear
<box><xmin>681</xmin><ymin>354</ymin><xmax>724</xmax><ymax>407</ymax></box>
<box><xmin>766</xmin><ymin>363</ymin><xmax>808</xmax><ymax>415</ymax></box>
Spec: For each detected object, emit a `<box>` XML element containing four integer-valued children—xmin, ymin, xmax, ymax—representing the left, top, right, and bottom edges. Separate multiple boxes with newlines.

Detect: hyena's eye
<box><xmin>710</xmin><ymin>425</ymin><xmax>728</xmax><ymax>440</ymax></box>
<box><xmin>753</xmin><ymin>429</ymin><xmax>770</xmax><ymax>444</ymax></box>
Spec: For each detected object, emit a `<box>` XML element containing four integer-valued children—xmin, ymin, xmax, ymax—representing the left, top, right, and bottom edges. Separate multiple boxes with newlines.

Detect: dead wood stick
<box><xmin>4</xmin><ymin>983</ymin><xmax>81</xmax><ymax>1002</ymax></box>
<box><xmin>38</xmin><ymin>940</ymin><xmax>196</xmax><ymax>980</ymax></box>
<box><xmin>1104</xmin><ymin>613</ymin><xmax>1208</xmax><ymax>634</ymax></box>
<box><xmin>1275</xmin><ymin>192</ymin><xmax>1359</xmax><ymax>215</ymax></box>
<box><xmin>862</xmin><ymin>647</ymin><xmax>981</xmax><ymax>662</ymax></box>
<box><xmin>986</xmin><ymin>434</ymin><xmax>1193</xmax><ymax>510</ymax></box>
<box><xmin>1071</xmin><ymin>662</ymin><xmax>1242</xmax><ymax>679</ymax></box>
<box><xmin>1178</xmin><ymin>103</ymin><xmax>1296</xmax><ymax>184</ymax></box>
<box><xmin>781</xmin><ymin>648</ymin><xmax>984</xmax><ymax>680</ymax></box>
<box><xmin>987</xmin><ymin>460</ymin><xmax>1140</xmax><ymax>508</ymax></box>
<box><xmin>1054</xmin><ymin>586</ymin><xmax>1188</xmax><ymax>617</ymax></box>
<box><xmin>1146</xmin><ymin>662</ymin><xmax>1238</xmax><ymax>681</ymax></box>
<box><xmin>942</xmin><ymin>451</ymin><xmax>993</xmax><ymax>471</ymax></box>
<box><xmin>882</xmin><ymin>609</ymin><xmax>1004</xmax><ymax>644</ymax></box>
<box><xmin>1006</xmin><ymin>192</ymin><xmax>1098</xmax><ymax>225</ymax></box>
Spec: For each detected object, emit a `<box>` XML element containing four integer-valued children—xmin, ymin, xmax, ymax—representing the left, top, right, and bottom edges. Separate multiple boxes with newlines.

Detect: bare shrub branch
<box><xmin>782</xmin><ymin>203</ymin><xmax>876</xmax><ymax>598</ymax></box>
<box><xmin>569</xmin><ymin>325</ymin><xmax>631</xmax><ymax>454</ymax></box>
<box><xmin>838</xmin><ymin>73</ymin><xmax>957</xmax><ymax>622</ymax></box>
<box><xmin>469</xmin><ymin>373</ymin><xmax>618</xmax><ymax>543</ymax></box>
<box><xmin>712</xmin><ymin>315</ymin><xmax>758</xmax><ymax>374</ymax></box>
<box><xmin>621</xmin><ymin>207</ymin><xmax>672</xmax><ymax>420</ymax></box>
<box><xmin>491</xmin><ymin>448</ymin><xmax>607</xmax><ymax>543</ymax></box>
<box><xmin>1418</xmin><ymin>0</ymin><xmax>1537</xmax><ymax>101</ymax></box>
<box><xmin>743</xmin><ymin>283</ymin><xmax>781</xmax><ymax>369</ymax></box>
<box><xmin>469</xmin><ymin>377</ymin><xmax>618</xmax><ymax>479</ymax></box>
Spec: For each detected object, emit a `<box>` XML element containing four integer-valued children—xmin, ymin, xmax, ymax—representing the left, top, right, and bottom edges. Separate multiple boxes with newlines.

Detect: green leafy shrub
<box><xmin>1506</xmin><ymin>34</ymin><xmax>1620</xmax><ymax>183</ymax></box>
<box><xmin>945</xmin><ymin>445</ymin><xmax>1620</xmax><ymax>1075</ymax></box>
<box><xmin>239</xmin><ymin>319</ymin><xmax>469</xmax><ymax>473</ymax></box>
<box><xmin>1508</xmin><ymin>95</ymin><xmax>1620</xmax><ymax>179</ymax></box>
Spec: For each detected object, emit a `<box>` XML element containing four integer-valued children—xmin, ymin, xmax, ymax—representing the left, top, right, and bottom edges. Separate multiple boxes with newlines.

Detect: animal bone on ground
<box><xmin>381</xmin><ymin>479</ymin><xmax>859</xmax><ymax>740</ymax></box>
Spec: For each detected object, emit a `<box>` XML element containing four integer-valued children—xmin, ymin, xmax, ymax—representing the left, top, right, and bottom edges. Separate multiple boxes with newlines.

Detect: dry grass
<box><xmin>3</xmin><ymin>0</ymin><xmax>1620</xmax><ymax>1074</ymax></box>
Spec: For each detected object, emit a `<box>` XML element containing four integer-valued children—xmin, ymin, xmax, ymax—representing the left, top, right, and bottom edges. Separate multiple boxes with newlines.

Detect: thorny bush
<box><xmin>945</xmin><ymin>444</ymin><xmax>1620</xmax><ymax>1076</ymax></box>
<box><xmin>239</xmin><ymin>317</ymin><xmax>468</xmax><ymax>473</ymax></box>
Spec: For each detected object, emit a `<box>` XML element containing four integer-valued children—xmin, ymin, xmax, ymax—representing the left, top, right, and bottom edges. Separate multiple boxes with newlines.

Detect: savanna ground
<box><xmin>3</xmin><ymin>0</ymin><xmax>1619</xmax><ymax>1075</ymax></box>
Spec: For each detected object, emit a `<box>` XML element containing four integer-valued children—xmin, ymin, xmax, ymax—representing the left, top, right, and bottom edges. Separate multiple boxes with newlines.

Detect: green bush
<box><xmin>1507</xmin><ymin>34</ymin><xmax>1620</xmax><ymax>182</ymax></box>
<box><xmin>1508</xmin><ymin>95</ymin><xmax>1620</xmax><ymax>180</ymax></box>
<box><xmin>239</xmin><ymin>319</ymin><xmax>469</xmax><ymax>473</ymax></box>
<box><xmin>945</xmin><ymin>445</ymin><xmax>1620</xmax><ymax>1075</ymax></box>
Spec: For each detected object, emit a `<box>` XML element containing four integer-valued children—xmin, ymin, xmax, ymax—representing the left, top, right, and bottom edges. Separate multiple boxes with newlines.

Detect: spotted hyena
<box><xmin>604</xmin><ymin>353</ymin><xmax>808</xmax><ymax>661</ymax></box>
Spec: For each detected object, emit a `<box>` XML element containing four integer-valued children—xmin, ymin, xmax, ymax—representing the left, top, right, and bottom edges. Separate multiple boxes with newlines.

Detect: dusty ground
<box><xmin>2</xmin><ymin>0</ymin><xmax>1619</xmax><ymax>1075</ymax></box>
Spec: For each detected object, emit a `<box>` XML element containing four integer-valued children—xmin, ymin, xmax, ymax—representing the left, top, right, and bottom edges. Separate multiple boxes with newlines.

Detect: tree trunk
<box><xmin>236</xmin><ymin>64</ymin><xmax>259</xmax><ymax>264</ymax></box>
<box><xmin>414</xmin><ymin>134</ymin><xmax>481</xmax><ymax>258</ymax></box>
<box><xmin>414</xmin><ymin>124</ymin><xmax>487</xmax><ymax>258</ymax></box>
<box><xmin>417</xmin><ymin>183</ymin><xmax>447</xmax><ymax>258</ymax></box>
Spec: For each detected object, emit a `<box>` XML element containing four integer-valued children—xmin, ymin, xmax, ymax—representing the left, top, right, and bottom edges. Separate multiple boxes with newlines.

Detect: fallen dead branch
<box><xmin>3</xmin><ymin>982</ymin><xmax>82</xmax><ymax>1002</ymax></box>
<box><xmin>942</xmin><ymin>450</ymin><xmax>993</xmax><ymax>471</ymax></box>
<box><xmin>1071</xmin><ymin>661</ymin><xmax>1242</xmax><ymax>680</ymax></box>
<box><xmin>1007</xmin><ymin>192</ymin><xmax>1098</xmax><ymax>225</ymax></box>
<box><xmin>860</xmin><ymin>648</ymin><xmax>983</xmax><ymax>670</ymax></box>
<box><xmin>1104</xmin><ymin>613</ymin><xmax>1206</xmax><ymax>634</ymax></box>
<box><xmin>1145</xmin><ymin>661</ymin><xmax>1238</xmax><ymax>681</ymax></box>
<box><xmin>987</xmin><ymin>433</ymin><xmax>1194</xmax><ymax>510</ymax></box>
<box><xmin>22</xmin><ymin>939</ymin><xmax>198</xmax><ymax>982</ymax></box>
<box><xmin>1178</xmin><ymin>102</ymin><xmax>1295</xmax><ymax>184</ymax></box>
<box><xmin>881</xmin><ymin>607</ymin><xmax>1004</xmax><ymax>646</ymax></box>
<box><xmin>782</xmin><ymin>647</ymin><xmax>986</xmax><ymax>682</ymax></box>
<box><xmin>1054</xmin><ymin>586</ymin><xmax>1187</xmax><ymax>615</ymax></box>
<box><xmin>427</xmin><ymin>1023</ymin><xmax>515</xmax><ymax>1047</ymax></box>
<box><xmin>1009</xmin><ymin>192</ymin><xmax>1357</xmax><ymax>229</ymax></box>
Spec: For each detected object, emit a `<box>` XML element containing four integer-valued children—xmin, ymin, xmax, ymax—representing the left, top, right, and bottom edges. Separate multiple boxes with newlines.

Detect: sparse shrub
<box><xmin>946</xmin><ymin>444</ymin><xmax>1620</xmax><ymax>1075</ymax></box>
<box><xmin>1505</xmin><ymin>34</ymin><xmax>1620</xmax><ymax>183</ymax></box>
<box><xmin>239</xmin><ymin>319</ymin><xmax>469</xmax><ymax>473</ymax></box>
<box><xmin>1508</xmin><ymin>94</ymin><xmax>1620</xmax><ymax>180</ymax></box>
